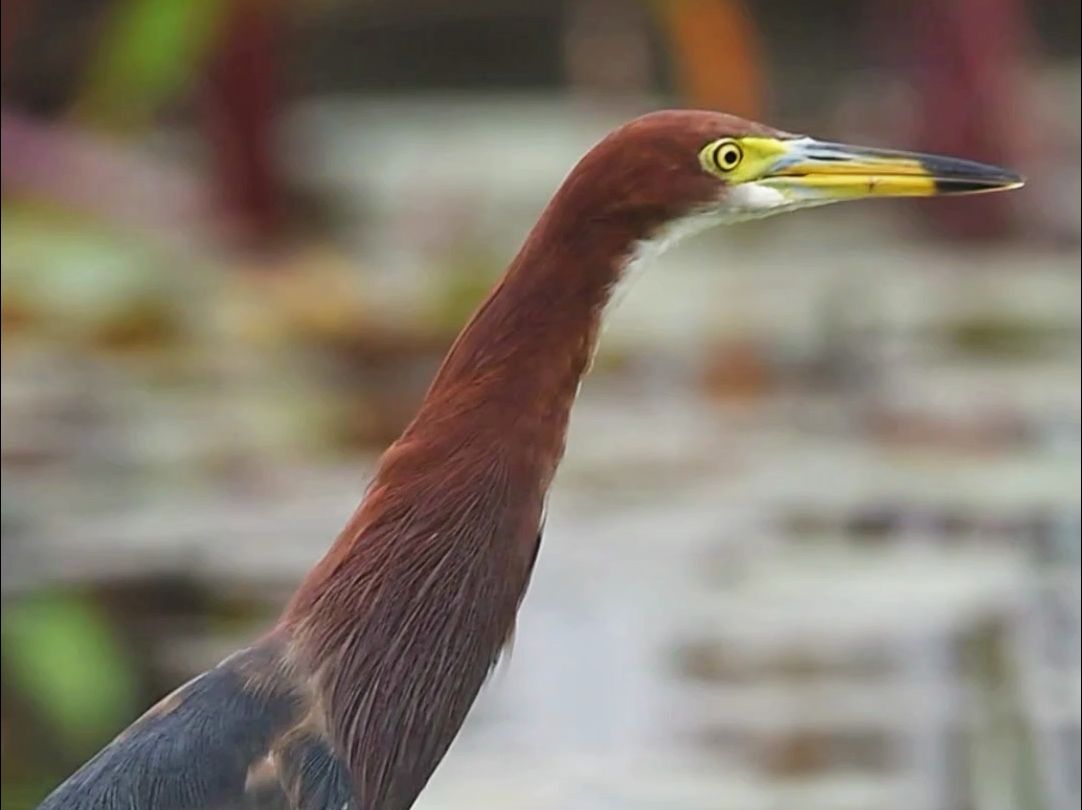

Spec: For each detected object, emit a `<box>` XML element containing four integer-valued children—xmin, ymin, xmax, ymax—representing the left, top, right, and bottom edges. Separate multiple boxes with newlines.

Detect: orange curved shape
<box><xmin>657</xmin><ymin>0</ymin><xmax>767</xmax><ymax>120</ymax></box>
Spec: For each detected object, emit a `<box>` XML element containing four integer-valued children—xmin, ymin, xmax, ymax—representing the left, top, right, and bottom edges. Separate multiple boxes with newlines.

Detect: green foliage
<box><xmin>78</xmin><ymin>0</ymin><xmax>230</xmax><ymax>129</ymax></box>
<box><xmin>1</xmin><ymin>592</ymin><xmax>137</xmax><ymax>753</ymax></box>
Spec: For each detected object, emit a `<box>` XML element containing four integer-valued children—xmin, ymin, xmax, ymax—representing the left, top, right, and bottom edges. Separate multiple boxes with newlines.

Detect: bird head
<box><xmin>560</xmin><ymin>109</ymin><xmax>1023</xmax><ymax>240</ymax></box>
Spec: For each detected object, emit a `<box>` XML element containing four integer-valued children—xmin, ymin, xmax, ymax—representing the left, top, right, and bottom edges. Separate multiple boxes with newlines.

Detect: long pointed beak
<box><xmin>760</xmin><ymin>137</ymin><xmax>1025</xmax><ymax>202</ymax></box>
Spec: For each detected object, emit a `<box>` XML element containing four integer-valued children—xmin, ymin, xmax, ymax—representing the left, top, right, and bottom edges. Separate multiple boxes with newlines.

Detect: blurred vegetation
<box><xmin>2</xmin><ymin>593</ymin><xmax>137</xmax><ymax>807</ymax></box>
<box><xmin>78</xmin><ymin>0</ymin><xmax>229</xmax><ymax>129</ymax></box>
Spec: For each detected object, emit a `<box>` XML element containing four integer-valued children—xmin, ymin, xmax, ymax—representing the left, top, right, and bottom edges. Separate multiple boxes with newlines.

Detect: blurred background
<box><xmin>1</xmin><ymin>1</ymin><xmax>1079</xmax><ymax>808</ymax></box>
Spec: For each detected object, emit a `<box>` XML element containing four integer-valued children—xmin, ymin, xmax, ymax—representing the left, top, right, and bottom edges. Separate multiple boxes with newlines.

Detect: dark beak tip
<box><xmin>916</xmin><ymin>152</ymin><xmax>1026</xmax><ymax>194</ymax></box>
<box><xmin>996</xmin><ymin>168</ymin><xmax>1026</xmax><ymax>186</ymax></box>
<box><xmin>933</xmin><ymin>169</ymin><xmax>1026</xmax><ymax>195</ymax></box>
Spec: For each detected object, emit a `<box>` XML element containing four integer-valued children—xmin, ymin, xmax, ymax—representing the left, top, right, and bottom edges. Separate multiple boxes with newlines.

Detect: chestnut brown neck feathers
<box><xmin>282</xmin><ymin>111</ymin><xmax>777</xmax><ymax>809</ymax></box>
<box><xmin>282</xmin><ymin>161</ymin><xmax>646</xmax><ymax>810</ymax></box>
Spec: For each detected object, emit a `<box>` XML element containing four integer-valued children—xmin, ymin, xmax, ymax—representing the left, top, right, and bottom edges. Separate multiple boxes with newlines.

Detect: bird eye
<box><xmin>711</xmin><ymin>140</ymin><xmax>744</xmax><ymax>172</ymax></box>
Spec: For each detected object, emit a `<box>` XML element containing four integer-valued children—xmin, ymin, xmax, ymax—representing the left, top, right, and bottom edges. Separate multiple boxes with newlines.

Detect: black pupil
<box><xmin>722</xmin><ymin>148</ymin><xmax>737</xmax><ymax>165</ymax></box>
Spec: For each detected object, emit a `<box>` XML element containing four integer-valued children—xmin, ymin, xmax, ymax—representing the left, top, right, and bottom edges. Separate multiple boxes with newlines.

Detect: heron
<box><xmin>38</xmin><ymin>110</ymin><xmax>1022</xmax><ymax>810</ymax></box>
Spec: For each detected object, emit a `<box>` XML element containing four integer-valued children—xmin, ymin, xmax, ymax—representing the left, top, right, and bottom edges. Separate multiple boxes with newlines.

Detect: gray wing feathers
<box><xmin>36</xmin><ymin>642</ymin><xmax>352</xmax><ymax>810</ymax></box>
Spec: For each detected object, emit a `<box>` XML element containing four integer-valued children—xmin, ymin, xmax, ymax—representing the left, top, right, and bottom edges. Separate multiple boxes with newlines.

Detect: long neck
<box><xmin>402</xmin><ymin>200</ymin><xmax>646</xmax><ymax>480</ymax></box>
<box><xmin>282</xmin><ymin>187</ymin><xmax>656</xmax><ymax>808</ymax></box>
<box><xmin>286</xmin><ymin>198</ymin><xmax>647</xmax><ymax>617</ymax></box>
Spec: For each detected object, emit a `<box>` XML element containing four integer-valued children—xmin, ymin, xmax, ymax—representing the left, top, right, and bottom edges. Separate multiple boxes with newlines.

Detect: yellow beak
<box><xmin>759</xmin><ymin>137</ymin><xmax>1025</xmax><ymax>200</ymax></box>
